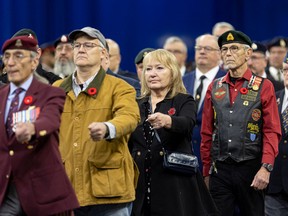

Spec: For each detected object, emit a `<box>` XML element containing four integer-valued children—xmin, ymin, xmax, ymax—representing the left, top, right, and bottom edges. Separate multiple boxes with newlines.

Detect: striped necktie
<box><xmin>282</xmin><ymin>103</ymin><xmax>288</xmax><ymax>134</ymax></box>
<box><xmin>195</xmin><ymin>75</ymin><xmax>206</xmax><ymax>109</ymax></box>
<box><xmin>6</xmin><ymin>88</ymin><xmax>23</xmax><ymax>137</ymax></box>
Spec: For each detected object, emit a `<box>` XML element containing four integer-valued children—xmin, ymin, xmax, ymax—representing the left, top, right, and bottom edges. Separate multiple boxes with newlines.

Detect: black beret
<box><xmin>54</xmin><ymin>35</ymin><xmax>72</xmax><ymax>48</ymax></box>
<box><xmin>218</xmin><ymin>30</ymin><xmax>252</xmax><ymax>48</ymax></box>
<box><xmin>251</xmin><ymin>42</ymin><xmax>267</xmax><ymax>54</ymax></box>
<box><xmin>135</xmin><ymin>48</ymin><xmax>155</xmax><ymax>64</ymax></box>
<box><xmin>12</xmin><ymin>28</ymin><xmax>38</xmax><ymax>43</ymax></box>
<box><xmin>2</xmin><ymin>36</ymin><xmax>38</xmax><ymax>53</ymax></box>
<box><xmin>267</xmin><ymin>37</ymin><xmax>288</xmax><ymax>50</ymax></box>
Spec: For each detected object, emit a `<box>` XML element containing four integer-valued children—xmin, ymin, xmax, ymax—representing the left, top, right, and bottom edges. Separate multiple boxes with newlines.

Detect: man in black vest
<box><xmin>265</xmin><ymin>55</ymin><xmax>288</xmax><ymax>215</ymax></box>
<box><xmin>200</xmin><ymin>30</ymin><xmax>282</xmax><ymax>216</ymax></box>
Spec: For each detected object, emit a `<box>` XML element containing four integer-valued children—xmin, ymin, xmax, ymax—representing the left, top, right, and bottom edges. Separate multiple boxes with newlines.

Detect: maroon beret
<box><xmin>2</xmin><ymin>36</ymin><xmax>38</xmax><ymax>53</ymax></box>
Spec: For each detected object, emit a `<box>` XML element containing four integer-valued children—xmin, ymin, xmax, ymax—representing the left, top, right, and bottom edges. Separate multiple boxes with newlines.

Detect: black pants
<box><xmin>209</xmin><ymin>158</ymin><xmax>264</xmax><ymax>216</ymax></box>
<box><xmin>0</xmin><ymin>182</ymin><xmax>26</xmax><ymax>216</ymax></box>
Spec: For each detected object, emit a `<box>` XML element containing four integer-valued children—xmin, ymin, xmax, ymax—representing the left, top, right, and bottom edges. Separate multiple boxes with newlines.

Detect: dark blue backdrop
<box><xmin>1</xmin><ymin>0</ymin><xmax>288</xmax><ymax>73</ymax></box>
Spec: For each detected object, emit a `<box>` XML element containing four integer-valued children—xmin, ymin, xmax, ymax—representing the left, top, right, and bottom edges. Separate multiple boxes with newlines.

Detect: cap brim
<box><xmin>68</xmin><ymin>29</ymin><xmax>83</xmax><ymax>41</ymax></box>
<box><xmin>69</xmin><ymin>29</ymin><xmax>96</xmax><ymax>41</ymax></box>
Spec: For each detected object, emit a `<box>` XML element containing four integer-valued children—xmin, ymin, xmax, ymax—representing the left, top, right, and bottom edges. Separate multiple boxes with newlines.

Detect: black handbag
<box><xmin>154</xmin><ymin>128</ymin><xmax>199</xmax><ymax>175</ymax></box>
<box><xmin>162</xmin><ymin>148</ymin><xmax>199</xmax><ymax>175</ymax></box>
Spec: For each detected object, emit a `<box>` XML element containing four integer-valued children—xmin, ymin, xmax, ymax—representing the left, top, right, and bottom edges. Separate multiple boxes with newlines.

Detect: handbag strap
<box><xmin>148</xmin><ymin>96</ymin><xmax>162</xmax><ymax>144</ymax></box>
<box><xmin>148</xmin><ymin>95</ymin><xmax>176</xmax><ymax>149</ymax></box>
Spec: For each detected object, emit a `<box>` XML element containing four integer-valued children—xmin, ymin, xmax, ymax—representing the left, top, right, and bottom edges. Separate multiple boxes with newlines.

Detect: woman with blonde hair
<box><xmin>129</xmin><ymin>49</ymin><xmax>219</xmax><ymax>216</ymax></box>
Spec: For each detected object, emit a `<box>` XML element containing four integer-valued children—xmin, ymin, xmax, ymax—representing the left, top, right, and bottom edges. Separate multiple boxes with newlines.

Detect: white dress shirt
<box><xmin>281</xmin><ymin>88</ymin><xmax>288</xmax><ymax>113</ymax></box>
<box><xmin>194</xmin><ymin>66</ymin><xmax>219</xmax><ymax>110</ymax></box>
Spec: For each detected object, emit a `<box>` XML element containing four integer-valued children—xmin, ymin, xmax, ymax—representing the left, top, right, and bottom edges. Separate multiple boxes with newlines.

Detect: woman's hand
<box><xmin>147</xmin><ymin>112</ymin><xmax>172</xmax><ymax>129</ymax></box>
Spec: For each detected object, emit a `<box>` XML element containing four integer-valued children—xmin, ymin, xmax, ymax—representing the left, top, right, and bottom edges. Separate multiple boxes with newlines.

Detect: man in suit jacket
<box><xmin>248</xmin><ymin>41</ymin><xmax>284</xmax><ymax>92</ymax></box>
<box><xmin>0</xmin><ymin>35</ymin><xmax>79</xmax><ymax>215</ymax></box>
<box><xmin>102</xmin><ymin>41</ymin><xmax>141</xmax><ymax>97</ymax></box>
<box><xmin>106</xmin><ymin>38</ymin><xmax>139</xmax><ymax>80</ymax></box>
<box><xmin>265</xmin><ymin>37</ymin><xmax>288</xmax><ymax>83</ymax></box>
<box><xmin>183</xmin><ymin>34</ymin><xmax>226</xmax><ymax>171</ymax></box>
<box><xmin>265</xmin><ymin>56</ymin><xmax>288</xmax><ymax>215</ymax></box>
<box><xmin>163</xmin><ymin>36</ymin><xmax>192</xmax><ymax>76</ymax></box>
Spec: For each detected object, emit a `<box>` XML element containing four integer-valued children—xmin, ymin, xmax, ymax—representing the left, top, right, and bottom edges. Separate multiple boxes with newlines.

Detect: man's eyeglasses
<box><xmin>220</xmin><ymin>45</ymin><xmax>243</xmax><ymax>55</ymax></box>
<box><xmin>72</xmin><ymin>42</ymin><xmax>102</xmax><ymax>51</ymax></box>
<box><xmin>2</xmin><ymin>53</ymin><xmax>29</xmax><ymax>63</ymax></box>
<box><xmin>194</xmin><ymin>46</ymin><xmax>219</xmax><ymax>52</ymax></box>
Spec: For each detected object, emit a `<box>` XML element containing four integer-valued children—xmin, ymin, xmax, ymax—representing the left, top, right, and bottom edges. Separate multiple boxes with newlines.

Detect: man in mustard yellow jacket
<box><xmin>53</xmin><ymin>26</ymin><xmax>140</xmax><ymax>216</ymax></box>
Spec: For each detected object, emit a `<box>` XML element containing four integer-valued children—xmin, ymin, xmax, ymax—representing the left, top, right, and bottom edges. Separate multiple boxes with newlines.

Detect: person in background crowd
<box><xmin>182</xmin><ymin>34</ymin><xmax>226</xmax><ymax>171</ymax></box>
<box><xmin>102</xmin><ymin>39</ymin><xmax>141</xmax><ymax>97</ymax></box>
<box><xmin>248</xmin><ymin>41</ymin><xmax>284</xmax><ymax>91</ymax></box>
<box><xmin>106</xmin><ymin>38</ymin><xmax>139</xmax><ymax>80</ymax></box>
<box><xmin>266</xmin><ymin>37</ymin><xmax>288</xmax><ymax>82</ymax></box>
<box><xmin>40</xmin><ymin>41</ymin><xmax>55</xmax><ymax>72</ymax></box>
<box><xmin>53</xmin><ymin>34</ymin><xmax>75</xmax><ymax>78</ymax></box>
<box><xmin>53</xmin><ymin>26</ymin><xmax>140</xmax><ymax>216</ymax></box>
<box><xmin>0</xmin><ymin>35</ymin><xmax>79</xmax><ymax>215</ymax></box>
<box><xmin>265</xmin><ymin>55</ymin><xmax>288</xmax><ymax>215</ymax></box>
<box><xmin>11</xmin><ymin>28</ymin><xmax>61</xmax><ymax>84</ymax></box>
<box><xmin>212</xmin><ymin>22</ymin><xmax>235</xmax><ymax>38</ymax></box>
<box><xmin>201</xmin><ymin>30</ymin><xmax>281</xmax><ymax>216</ymax></box>
<box><xmin>163</xmin><ymin>36</ymin><xmax>191</xmax><ymax>76</ymax></box>
<box><xmin>129</xmin><ymin>49</ymin><xmax>219</xmax><ymax>216</ymax></box>
<box><xmin>134</xmin><ymin>47</ymin><xmax>155</xmax><ymax>80</ymax></box>
<box><xmin>212</xmin><ymin>22</ymin><xmax>235</xmax><ymax>71</ymax></box>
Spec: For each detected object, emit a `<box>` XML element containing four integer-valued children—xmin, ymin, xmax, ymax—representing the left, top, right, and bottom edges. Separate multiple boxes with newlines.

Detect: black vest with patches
<box><xmin>211</xmin><ymin>75</ymin><xmax>264</xmax><ymax>162</ymax></box>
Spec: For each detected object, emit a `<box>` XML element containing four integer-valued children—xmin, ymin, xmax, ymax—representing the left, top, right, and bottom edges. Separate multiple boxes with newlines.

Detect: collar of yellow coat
<box><xmin>59</xmin><ymin>67</ymin><xmax>106</xmax><ymax>99</ymax></box>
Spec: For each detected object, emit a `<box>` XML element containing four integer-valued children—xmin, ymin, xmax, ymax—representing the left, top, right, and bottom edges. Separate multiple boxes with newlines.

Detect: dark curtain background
<box><xmin>1</xmin><ymin>0</ymin><xmax>288</xmax><ymax>72</ymax></box>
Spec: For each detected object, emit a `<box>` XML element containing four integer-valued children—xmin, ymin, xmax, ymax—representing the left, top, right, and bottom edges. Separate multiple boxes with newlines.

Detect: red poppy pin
<box><xmin>168</xmin><ymin>108</ymin><xmax>176</xmax><ymax>116</ymax></box>
<box><xmin>240</xmin><ymin>87</ymin><xmax>248</xmax><ymax>95</ymax></box>
<box><xmin>24</xmin><ymin>96</ymin><xmax>33</xmax><ymax>105</ymax></box>
<box><xmin>87</xmin><ymin>87</ymin><xmax>97</xmax><ymax>96</ymax></box>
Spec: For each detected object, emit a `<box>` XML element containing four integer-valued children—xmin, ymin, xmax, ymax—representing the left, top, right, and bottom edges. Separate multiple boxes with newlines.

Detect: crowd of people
<box><xmin>0</xmin><ymin>21</ymin><xmax>288</xmax><ymax>216</ymax></box>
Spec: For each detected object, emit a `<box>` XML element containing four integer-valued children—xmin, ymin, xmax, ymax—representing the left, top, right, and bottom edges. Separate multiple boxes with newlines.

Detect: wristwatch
<box><xmin>262</xmin><ymin>163</ymin><xmax>273</xmax><ymax>172</ymax></box>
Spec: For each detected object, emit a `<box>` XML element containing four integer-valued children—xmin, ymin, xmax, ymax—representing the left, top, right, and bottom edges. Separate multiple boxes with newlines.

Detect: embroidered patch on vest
<box><xmin>214</xmin><ymin>86</ymin><xmax>226</xmax><ymax>101</ymax></box>
<box><xmin>250</xmin><ymin>133</ymin><xmax>257</xmax><ymax>141</ymax></box>
<box><xmin>241</xmin><ymin>90</ymin><xmax>258</xmax><ymax>101</ymax></box>
<box><xmin>251</xmin><ymin>109</ymin><xmax>261</xmax><ymax>121</ymax></box>
<box><xmin>247</xmin><ymin>123</ymin><xmax>260</xmax><ymax>133</ymax></box>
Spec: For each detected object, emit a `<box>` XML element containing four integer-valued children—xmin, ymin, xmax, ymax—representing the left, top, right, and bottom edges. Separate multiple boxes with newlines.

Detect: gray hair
<box><xmin>212</xmin><ymin>22</ymin><xmax>235</xmax><ymax>35</ymax></box>
<box><xmin>163</xmin><ymin>36</ymin><xmax>188</xmax><ymax>54</ymax></box>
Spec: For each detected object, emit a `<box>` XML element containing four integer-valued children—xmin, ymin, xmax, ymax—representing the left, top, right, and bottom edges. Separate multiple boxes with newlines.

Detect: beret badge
<box><xmin>15</xmin><ymin>39</ymin><xmax>23</xmax><ymax>47</ymax></box>
<box><xmin>280</xmin><ymin>39</ymin><xmax>286</xmax><ymax>48</ymax></box>
<box><xmin>251</xmin><ymin>43</ymin><xmax>257</xmax><ymax>50</ymax></box>
<box><xmin>61</xmin><ymin>35</ymin><xmax>68</xmax><ymax>43</ymax></box>
<box><xmin>28</xmin><ymin>34</ymin><xmax>34</xmax><ymax>39</ymax></box>
<box><xmin>226</xmin><ymin>33</ymin><xmax>234</xmax><ymax>41</ymax></box>
<box><xmin>143</xmin><ymin>51</ymin><xmax>149</xmax><ymax>58</ymax></box>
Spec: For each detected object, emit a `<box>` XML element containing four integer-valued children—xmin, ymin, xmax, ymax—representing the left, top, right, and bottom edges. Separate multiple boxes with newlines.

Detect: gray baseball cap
<box><xmin>69</xmin><ymin>27</ymin><xmax>107</xmax><ymax>48</ymax></box>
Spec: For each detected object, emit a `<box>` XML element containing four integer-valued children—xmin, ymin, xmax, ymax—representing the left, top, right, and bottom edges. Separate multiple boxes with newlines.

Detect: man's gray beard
<box><xmin>54</xmin><ymin>60</ymin><xmax>75</xmax><ymax>78</ymax></box>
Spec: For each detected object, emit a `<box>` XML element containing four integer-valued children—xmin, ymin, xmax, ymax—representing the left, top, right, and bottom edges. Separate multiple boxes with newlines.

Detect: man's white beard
<box><xmin>54</xmin><ymin>60</ymin><xmax>75</xmax><ymax>78</ymax></box>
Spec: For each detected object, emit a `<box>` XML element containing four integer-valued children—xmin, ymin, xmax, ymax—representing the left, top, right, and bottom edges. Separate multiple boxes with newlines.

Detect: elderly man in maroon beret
<box><xmin>0</xmin><ymin>36</ymin><xmax>79</xmax><ymax>215</ymax></box>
